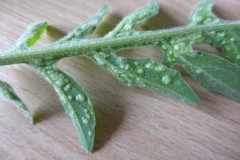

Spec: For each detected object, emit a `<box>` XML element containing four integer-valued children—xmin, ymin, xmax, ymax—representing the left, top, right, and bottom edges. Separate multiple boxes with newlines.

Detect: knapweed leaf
<box><xmin>179</xmin><ymin>51</ymin><xmax>240</xmax><ymax>101</ymax></box>
<box><xmin>13</xmin><ymin>20</ymin><xmax>96</xmax><ymax>152</ymax></box>
<box><xmin>34</xmin><ymin>64</ymin><xmax>95</xmax><ymax>152</ymax></box>
<box><xmin>90</xmin><ymin>52</ymin><xmax>200</xmax><ymax>104</ymax></box>
<box><xmin>188</xmin><ymin>0</ymin><xmax>240</xmax><ymax>65</ymax></box>
<box><xmin>1</xmin><ymin>0</ymin><xmax>240</xmax><ymax>154</ymax></box>
<box><xmin>0</xmin><ymin>81</ymin><xmax>34</xmax><ymax>123</ymax></box>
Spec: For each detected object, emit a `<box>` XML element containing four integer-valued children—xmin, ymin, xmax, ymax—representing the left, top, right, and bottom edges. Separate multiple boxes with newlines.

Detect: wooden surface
<box><xmin>0</xmin><ymin>0</ymin><xmax>240</xmax><ymax>159</ymax></box>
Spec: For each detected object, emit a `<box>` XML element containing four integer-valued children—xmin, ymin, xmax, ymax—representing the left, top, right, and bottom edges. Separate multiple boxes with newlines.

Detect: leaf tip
<box><xmin>182</xmin><ymin>91</ymin><xmax>201</xmax><ymax>105</ymax></box>
<box><xmin>99</xmin><ymin>4</ymin><xmax>109</xmax><ymax>16</ymax></box>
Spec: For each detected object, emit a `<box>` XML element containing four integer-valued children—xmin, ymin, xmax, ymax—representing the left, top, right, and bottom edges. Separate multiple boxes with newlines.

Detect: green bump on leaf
<box><xmin>158</xmin><ymin>38</ymin><xmax>193</xmax><ymax>67</ymax></box>
<box><xmin>188</xmin><ymin>0</ymin><xmax>240</xmax><ymax>66</ymax></box>
<box><xmin>33</xmin><ymin>64</ymin><xmax>95</xmax><ymax>152</ymax></box>
<box><xmin>178</xmin><ymin>51</ymin><xmax>240</xmax><ymax>101</ymax></box>
<box><xmin>0</xmin><ymin>81</ymin><xmax>33</xmax><ymax>123</ymax></box>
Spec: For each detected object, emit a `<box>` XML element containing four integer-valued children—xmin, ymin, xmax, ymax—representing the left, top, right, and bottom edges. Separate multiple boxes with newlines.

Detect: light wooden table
<box><xmin>0</xmin><ymin>0</ymin><xmax>240</xmax><ymax>159</ymax></box>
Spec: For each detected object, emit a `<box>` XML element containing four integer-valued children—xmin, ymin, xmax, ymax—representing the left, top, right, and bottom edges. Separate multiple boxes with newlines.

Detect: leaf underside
<box><xmin>0</xmin><ymin>81</ymin><xmax>33</xmax><ymax>123</ymax></box>
<box><xmin>34</xmin><ymin>64</ymin><xmax>95</xmax><ymax>152</ymax></box>
<box><xmin>1</xmin><ymin>0</ymin><xmax>240</xmax><ymax>153</ymax></box>
<box><xmin>188</xmin><ymin>0</ymin><xmax>240</xmax><ymax>66</ymax></box>
<box><xmin>179</xmin><ymin>52</ymin><xmax>240</xmax><ymax>101</ymax></box>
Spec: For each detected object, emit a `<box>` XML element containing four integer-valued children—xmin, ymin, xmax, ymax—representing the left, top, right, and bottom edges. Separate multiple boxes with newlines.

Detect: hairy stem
<box><xmin>0</xmin><ymin>22</ymin><xmax>239</xmax><ymax>65</ymax></box>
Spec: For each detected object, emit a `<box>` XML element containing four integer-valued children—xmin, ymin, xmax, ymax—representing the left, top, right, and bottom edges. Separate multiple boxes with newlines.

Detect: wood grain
<box><xmin>0</xmin><ymin>0</ymin><xmax>240</xmax><ymax>159</ymax></box>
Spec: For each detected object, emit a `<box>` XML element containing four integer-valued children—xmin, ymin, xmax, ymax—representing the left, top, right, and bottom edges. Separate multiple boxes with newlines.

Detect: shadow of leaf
<box><xmin>93</xmin><ymin>13</ymin><xmax>123</xmax><ymax>37</ymax></box>
<box><xmin>142</xmin><ymin>6</ymin><xmax>180</xmax><ymax>30</ymax></box>
<box><xmin>93</xmin><ymin>98</ymin><xmax>125</xmax><ymax>152</ymax></box>
<box><xmin>47</xmin><ymin>25</ymin><xmax>66</xmax><ymax>42</ymax></box>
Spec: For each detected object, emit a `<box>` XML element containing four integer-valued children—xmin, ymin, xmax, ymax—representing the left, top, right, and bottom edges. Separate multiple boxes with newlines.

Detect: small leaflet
<box><xmin>0</xmin><ymin>81</ymin><xmax>34</xmax><ymax>123</ymax></box>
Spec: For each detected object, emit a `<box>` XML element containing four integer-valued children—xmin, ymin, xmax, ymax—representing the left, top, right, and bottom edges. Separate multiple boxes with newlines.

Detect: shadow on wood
<box><xmin>47</xmin><ymin>25</ymin><xmax>66</xmax><ymax>42</ymax></box>
<box><xmin>142</xmin><ymin>5</ymin><xmax>180</xmax><ymax>30</ymax></box>
<box><xmin>93</xmin><ymin>97</ymin><xmax>125</xmax><ymax>152</ymax></box>
<box><xmin>94</xmin><ymin>12</ymin><xmax>123</xmax><ymax>37</ymax></box>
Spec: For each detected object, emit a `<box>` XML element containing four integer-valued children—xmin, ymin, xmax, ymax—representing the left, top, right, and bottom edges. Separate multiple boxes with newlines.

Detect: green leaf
<box><xmin>33</xmin><ymin>64</ymin><xmax>95</xmax><ymax>152</ymax></box>
<box><xmin>188</xmin><ymin>0</ymin><xmax>240</xmax><ymax>65</ymax></box>
<box><xmin>15</xmin><ymin>21</ymin><xmax>48</xmax><ymax>49</ymax></box>
<box><xmin>0</xmin><ymin>81</ymin><xmax>34</xmax><ymax>123</ymax></box>
<box><xmin>178</xmin><ymin>51</ymin><xmax>240</xmax><ymax>101</ymax></box>
<box><xmin>13</xmin><ymin>20</ymin><xmax>97</xmax><ymax>152</ymax></box>
<box><xmin>90</xmin><ymin>52</ymin><xmax>200</xmax><ymax>104</ymax></box>
<box><xmin>105</xmin><ymin>0</ymin><xmax>159</xmax><ymax>38</ymax></box>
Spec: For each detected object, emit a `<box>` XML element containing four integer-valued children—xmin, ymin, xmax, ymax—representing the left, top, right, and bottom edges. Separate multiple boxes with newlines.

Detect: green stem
<box><xmin>0</xmin><ymin>22</ymin><xmax>239</xmax><ymax>65</ymax></box>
